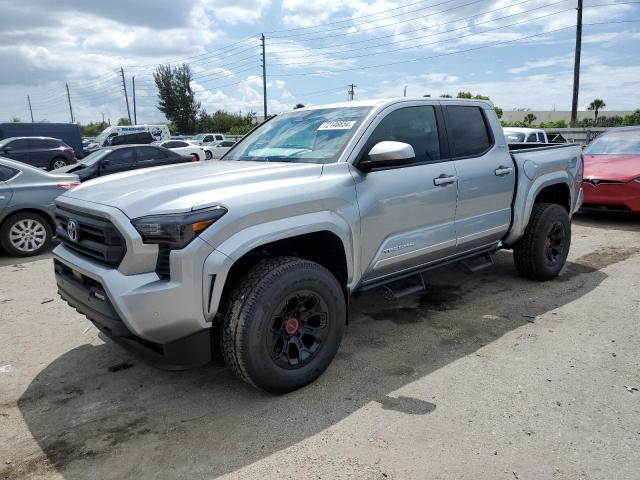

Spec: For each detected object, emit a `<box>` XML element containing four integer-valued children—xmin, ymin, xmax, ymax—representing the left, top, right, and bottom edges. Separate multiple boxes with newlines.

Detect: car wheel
<box><xmin>513</xmin><ymin>203</ymin><xmax>571</xmax><ymax>281</ymax></box>
<box><xmin>205</xmin><ymin>150</ymin><xmax>212</xmax><ymax>160</ymax></box>
<box><xmin>221</xmin><ymin>256</ymin><xmax>346</xmax><ymax>394</ymax></box>
<box><xmin>190</xmin><ymin>153</ymin><xmax>200</xmax><ymax>162</ymax></box>
<box><xmin>50</xmin><ymin>157</ymin><xmax>70</xmax><ymax>170</ymax></box>
<box><xmin>0</xmin><ymin>212</ymin><xmax>53</xmax><ymax>257</ymax></box>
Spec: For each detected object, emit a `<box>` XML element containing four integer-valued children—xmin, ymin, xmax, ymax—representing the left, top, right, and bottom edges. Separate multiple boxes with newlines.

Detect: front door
<box><xmin>2</xmin><ymin>138</ymin><xmax>31</xmax><ymax>165</ymax></box>
<box><xmin>443</xmin><ymin>103</ymin><xmax>515</xmax><ymax>250</ymax></box>
<box><xmin>354</xmin><ymin>104</ymin><xmax>458</xmax><ymax>284</ymax></box>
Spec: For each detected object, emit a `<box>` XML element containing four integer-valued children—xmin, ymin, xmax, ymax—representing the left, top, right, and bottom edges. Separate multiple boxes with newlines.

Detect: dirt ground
<box><xmin>1</xmin><ymin>212</ymin><xmax>639</xmax><ymax>480</ymax></box>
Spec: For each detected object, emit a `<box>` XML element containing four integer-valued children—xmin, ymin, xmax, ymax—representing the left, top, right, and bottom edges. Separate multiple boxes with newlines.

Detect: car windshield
<box><xmin>223</xmin><ymin>107</ymin><xmax>372</xmax><ymax>164</ymax></box>
<box><xmin>584</xmin><ymin>132</ymin><xmax>640</xmax><ymax>155</ymax></box>
<box><xmin>192</xmin><ymin>134</ymin><xmax>205</xmax><ymax>140</ymax></box>
<box><xmin>504</xmin><ymin>131</ymin><xmax>526</xmax><ymax>143</ymax></box>
<box><xmin>80</xmin><ymin>149</ymin><xmax>111</xmax><ymax>166</ymax></box>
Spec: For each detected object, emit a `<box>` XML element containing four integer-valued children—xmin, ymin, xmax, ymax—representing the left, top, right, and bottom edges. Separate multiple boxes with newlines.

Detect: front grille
<box><xmin>55</xmin><ymin>207</ymin><xmax>126</xmax><ymax>267</ymax></box>
<box><xmin>582</xmin><ymin>179</ymin><xmax>625</xmax><ymax>186</ymax></box>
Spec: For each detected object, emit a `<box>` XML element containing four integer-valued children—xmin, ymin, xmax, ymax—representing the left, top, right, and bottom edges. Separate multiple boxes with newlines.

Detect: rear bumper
<box><xmin>582</xmin><ymin>181</ymin><xmax>640</xmax><ymax>212</ymax></box>
<box><xmin>54</xmin><ymin>258</ymin><xmax>211</xmax><ymax>369</ymax></box>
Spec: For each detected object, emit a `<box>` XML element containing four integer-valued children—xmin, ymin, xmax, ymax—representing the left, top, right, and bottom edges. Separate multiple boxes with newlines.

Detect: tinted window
<box><xmin>526</xmin><ymin>133</ymin><xmax>538</xmax><ymax>142</ymax></box>
<box><xmin>163</xmin><ymin>141</ymin><xmax>179</xmax><ymax>148</ymax></box>
<box><xmin>32</xmin><ymin>139</ymin><xmax>60</xmax><ymax>148</ymax></box>
<box><xmin>0</xmin><ymin>164</ymin><xmax>19</xmax><ymax>181</ymax></box>
<box><xmin>8</xmin><ymin>139</ymin><xmax>30</xmax><ymax>149</ymax></box>
<box><xmin>446</xmin><ymin>106</ymin><xmax>492</xmax><ymax>157</ymax></box>
<box><xmin>367</xmin><ymin>106</ymin><xmax>441</xmax><ymax>164</ymax></box>
<box><xmin>537</xmin><ymin>132</ymin><xmax>546</xmax><ymax>143</ymax></box>
<box><xmin>174</xmin><ymin>141</ymin><xmax>189</xmax><ymax>147</ymax></box>
<box><xmin>137</xmin><ymin>147</ymin><xmax>166</xmax><ymax>161</ymax></box>
<box><xmin>204</xmin><ymin>136</ymin><xmax>214</xmax><ymax>142</ymax></box>
<box><xmin>221</xmin><ymin>141</ymin><xmax>235</xmax><ymax>147</ymax></box>
<box><xmin>584</xmin><ymin>131</ymin><xmax>640</xmax><ymax>155</ymax></box>
<box><xmin>106</xmin><ymin>149</ymin><xmax>135</xmax><ymax>165</ymax></box>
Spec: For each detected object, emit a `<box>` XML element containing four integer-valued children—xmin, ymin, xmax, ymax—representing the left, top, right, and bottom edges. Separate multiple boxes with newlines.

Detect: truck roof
<box><xmin>294</xmin><ymin>97</ymin><xmax>494</xmax><ymax>112</ymax></box>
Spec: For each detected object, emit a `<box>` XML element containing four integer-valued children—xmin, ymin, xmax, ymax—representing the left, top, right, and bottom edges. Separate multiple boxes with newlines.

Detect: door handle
<box><xmin>494</xmin><ymin>166</ymin><xmax>514</xmax><ymax>176</ymax></box>
<box><xmin>433</xmin><ymin>174</ymin><xmax>457</xmax><ymax>186</ymax></box>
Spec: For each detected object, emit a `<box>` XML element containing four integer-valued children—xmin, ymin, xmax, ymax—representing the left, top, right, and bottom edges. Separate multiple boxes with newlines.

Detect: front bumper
<box><xmin>54</xmin><ymin>256</ymin><xmax>211</xmax><ymax>369</ymax></box>
<box><xmin>582</xmin><ymin>181</ymin><xmax>640</xmax><ymax>212</ymax></box>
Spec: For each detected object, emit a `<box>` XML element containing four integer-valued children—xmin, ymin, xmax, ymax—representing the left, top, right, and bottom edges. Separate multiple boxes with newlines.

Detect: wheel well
<box><xmin>534</xmin><ymin>183</ymin><xmax>570</xmax><ymax>212</ymax></box>
<box><xmin>0</xmin><ymin>208</ymin><xmax>55</xmax><ymax>232</ymax></box>
<box><xmin>219</xmin><ymin>231</ymin><xmax>349</xmax><ymax>312</ymax></box>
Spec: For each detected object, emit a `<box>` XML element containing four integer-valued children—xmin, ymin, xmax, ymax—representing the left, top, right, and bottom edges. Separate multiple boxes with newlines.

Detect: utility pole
<box><xmin>120</xmin><ymin>67</ymin><xmax>132</xmax><ymax>125</ymax></box>
<box><xmin>570</xmin><ymin>0</ymin><xmax>583</xmax><ymax>127</ymax></box>
<box><xmin>27</xmin><ymin>95</ymin><xmax>34</xmax><ymax>122</ymax></box>
<box><xmin>132</xmin><ymin>75</ymin><xmax>137</xmax><ymax>125</ymax></box>
<box><xmin>348</xmin><ymin>83</ymin><xmax>356</xmax><ymax>101</ymax></box>
<box><xmin>403</xmin><ymin>86</ymin><xmax>407</xmax><ymax>97</ymax></box>
<box><xmin>101</xmin><ymin>112</ymin><xmax>105</xmax><ymax>124</ymax></box>
<box><xmin>260</xmin><ymin>34</ymin><xmax>267</xmax><ymax>120</ymax></box>
<box><xmin>65</xmin><ymin>83</ymin><xmax>74</xmax><ymax>123</ymax></box>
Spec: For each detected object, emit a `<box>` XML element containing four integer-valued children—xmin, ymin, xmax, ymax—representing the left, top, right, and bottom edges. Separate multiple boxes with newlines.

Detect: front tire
<box><xmin>0</xmin><ymin>212</ymin><xmax>53</xmax><ymax>257</ymax></box>
<box><xmin>221</xmin><ymin>257</ymin><xmax>346</xmax><ymax>394</ymax></box>
<box><xmin>205</xmin><ymin>150</ymin><xmax>212</xmax><ymax>160</ymax></box>
<box><xmin>513</xmin><ymin>203</ymin><xmax>571</xmax><ymax>280</ymax></box>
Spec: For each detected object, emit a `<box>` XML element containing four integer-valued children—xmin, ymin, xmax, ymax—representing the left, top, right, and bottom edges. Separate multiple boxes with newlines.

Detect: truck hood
<box><xmin>60</xmin><ymin>160</ymin><xmax>324</xmax><ymax>218</ymax></box>
<box><xmin>583</xmin><ymin>154</ymin><xmax>640</xmax><ymax>182</ymax></box>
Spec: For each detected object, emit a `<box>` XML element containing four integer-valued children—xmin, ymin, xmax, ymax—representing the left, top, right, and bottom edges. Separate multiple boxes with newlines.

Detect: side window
<box><xmin>367</xmin><ymin>106</ymin><xmax>441</xmax><ymax>164</ymax></box>
<box><xmin>163</xmin><ymin>141</ymin><xmax>178</xmax><ymax>149</ymax></box>
<box><xmin>446</xmin><ymin>106</ymin><xmax>492</xmax><ymax>157</ymax></box>
<box><xmin>106</xmin><ymin>149</ymin><xmax>135</xmax><ymax>165</ymax></box>
<box><xmin>30</xmin><ymin>139</ymin><xmax>47</xmax><ymax>149</ymax></box>
<box><xmin>526</xmin><ymin>133</ymin><xmax>538</xmax><ymax>142</ymax></box>
<box><xmin>10</xmin><ymin>139</ymin><xmax>31</xmax><ymax>149</ymax></box>
<box><xmin>0</xmin><ymin>164</ymin><xmax>19</xmax><ymax>181</ymax></box>
<box><xmin>537</xmin><ymin>132</ymin><xmax>546</xmax><ymax>143</ymax></box>
<box><xmin>222</xmin><ymin>141</ymin><xmax>235</xmax><ymax>147</ymax></box>
<box><xmin>137</xmin><ymin>147</ymin><xmax>166</xmax><ymax>161</ymax></box>
<box><xmin>175</xmin><ymin>141</ymin><xmax>189</xmax><ymax>147</ymax></box>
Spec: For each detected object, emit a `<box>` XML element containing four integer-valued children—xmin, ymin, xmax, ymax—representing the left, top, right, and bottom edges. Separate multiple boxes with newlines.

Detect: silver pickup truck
<box><xmin>52</xmin><ymin>98</ymin><xmax>583</xmax><ymax>393</ymax></box>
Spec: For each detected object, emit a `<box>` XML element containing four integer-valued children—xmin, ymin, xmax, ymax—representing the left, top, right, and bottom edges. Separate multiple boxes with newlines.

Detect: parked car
<box><xmin>205</xmin><ymin>139</ymin><xmax>236</xmax><ymax>159</ymax></box>
<box><xmin>88</xmin><ymin>125</ymin><xmax>170</xmax><ymax>150</ymax></box>
<box><xmin>0</xmin><ymin>157</ymin><xmax>78</xmax><ymax>257</ymax></box>
<box><xmin>53</xmin><ymin>98</ymin><xmax>583</xmax><ymax>394</ymax></box>
<box><xmin>503</xmin><ymin>128</ymin><xmax>548</xmax><ymax>143</ymax></box>
<box><xmin>52</xmin><ymin>144</ymin><xmax>196</xmax><ymax>181</ymax></box>
<box><xmin>84</xmin><ymin>132</ymin><xmax>155</xmax><ymax>155</ymax></box>
<box><xmin>581</xmin><ymin>127</ymin><xmax>640</xmax><ymax>212</ymax></box>
<box><xmin>191</xmin><ymin>132</ymin><xmax>225</xmax><ymax>145</ymax></box>
<box><xmin>157</xmin><ymin>140</ymin><xmax>208</xmax><ymax>161</ymax></box>
<box><xmin>0</xmin><ymin>136</ymin><xmax>77</xmax><ymax>170</ymax></box>
<box><xmin>0</xmin><ymin>122</ymin><xmax>83</xmax><ymax>159</ymax></box>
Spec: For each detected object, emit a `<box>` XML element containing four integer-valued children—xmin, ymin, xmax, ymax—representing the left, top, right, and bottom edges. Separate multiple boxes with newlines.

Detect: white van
<box><xmin>503</xmin><ymin>127</ymin><xmax>549</xmax><ymax>144</ymax></box>
<box><xmin>191</xmin><ymin>133</ymin><xmax>225</xmax><ymax>145</ymax></box>
<box><xmin>92</xmin><ymin>125</ymin><xmax>171</xmax><ymax>148</ymax></box>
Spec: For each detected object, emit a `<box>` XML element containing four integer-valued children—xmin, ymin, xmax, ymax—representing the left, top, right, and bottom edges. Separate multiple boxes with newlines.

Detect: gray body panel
<box><xmin>0</xmin><ymin>157</ymin><xmax>78</xmax><ymax>226</ymax></box>
<box><xmin>52</xmin><ymin>98</ymin><xmax>583</xmax><ymax>346</ymax></box>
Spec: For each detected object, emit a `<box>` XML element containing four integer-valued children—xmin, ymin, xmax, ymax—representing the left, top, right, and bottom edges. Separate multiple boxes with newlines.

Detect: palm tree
<box><xmin>524</xmin><ymin>113</ymin><xmax>537</xmax><ymax>125</ymax></box>
<box><xmin>588</xmin><ymin>99</ymin><xmax>606</xmax><ymax>122</ymax></box>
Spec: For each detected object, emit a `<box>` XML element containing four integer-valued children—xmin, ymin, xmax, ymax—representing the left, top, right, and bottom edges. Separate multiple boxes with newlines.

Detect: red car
<box><xmin>582</xmin><ymin>127</ymin><xmax>640</xmax><ymax>212</ymax></box>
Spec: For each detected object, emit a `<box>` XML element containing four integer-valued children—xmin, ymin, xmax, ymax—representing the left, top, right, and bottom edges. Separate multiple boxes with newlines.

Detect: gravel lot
<box><xmin>1</xmin><ymin>212</ymin><xmax>639</xmax><ymax>480</ymax></box>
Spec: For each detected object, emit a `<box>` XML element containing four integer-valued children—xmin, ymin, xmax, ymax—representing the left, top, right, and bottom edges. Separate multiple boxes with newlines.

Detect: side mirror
<box><xmin>358</xmin><ymin>141</ymin><xmax>415</xmax><ymax>172</ymax></box>
<box><xmin>2</xmin><ymin>146</ymin><xmax>13</xmax><ymax>153</ymax></box>
<box><xmin>101</xmin><ymin>159</ymin><xmax>111</xmax><ymax>168</ymax></box>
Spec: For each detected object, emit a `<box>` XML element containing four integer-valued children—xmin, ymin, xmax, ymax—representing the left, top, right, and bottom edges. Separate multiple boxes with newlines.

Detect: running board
<box><xmin>380</xmin><ymin>274</ymin><xmax>426</xmax><ymax>300</ymax></box>
<box><xmin>458</xmin><ymin>253</ymin><xmax>494</xmax><ymax>274</ymax></box>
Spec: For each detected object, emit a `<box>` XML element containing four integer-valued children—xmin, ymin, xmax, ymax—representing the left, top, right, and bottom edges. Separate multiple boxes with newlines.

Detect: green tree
<box><xmin>80</xmin><ymin>121</ymin><xmax>110</xmax><ymax>137</ymax></box>
<box><xmin>117</xmin><ymin>117</ymin><xmax>131</xmax><ymax>126</ymax></box>
<box><xmin>154</xmin><ymin>64</ymin><xmax>201</xmax><ymax>134</ymax></box>
<box><xmin>587</xmin><ymin>99</ymin><xmax>606</xmax><ymax>122</ymax></box>
<box><xmin>11</xmin><ymin>116</ymin><xmax>20</xmax><ymax>122</ymax></box>
<box><xmin>196</xmin><ymin>110</ymin><xmax>254</xmax><ymax>134</ymax></box>
<box><xmin>623</xmin><ymin>110</ymin><xmax>640</xmax><ymax>126</ymax></box>
<box><xmin>524</xmin><ymin>113</ymin><xmax>537</xmax><ymax>126</ymax></box>
<box><xmin>293</xmin><ymin>103</ymin><xmax>305</xmax><ymax>109</ymax></box>
<box><xmin>494</xmin><ymin>107</ymin><xmax>503</xmax><ymax>119</ymax></box>
<box><xmin>456</xmin><ymin>91</ymin><xmax>472</xmax><ymax>99</ymax></box>
<box><xmin>440</xmin><ymin>94</ymin><xmax>452</xmax><ymax>98</ymax></box>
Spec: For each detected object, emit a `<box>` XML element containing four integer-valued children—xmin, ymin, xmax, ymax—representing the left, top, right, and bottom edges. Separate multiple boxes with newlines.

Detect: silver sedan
<box><xmin>0</xmin><ymin>157</ymin><xmax>79</xmax><ymax>257</ymax></box>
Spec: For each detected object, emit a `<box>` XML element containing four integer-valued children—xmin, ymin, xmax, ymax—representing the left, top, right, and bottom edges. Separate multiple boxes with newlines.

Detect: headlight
<box><xmin>634</xmin><ymin>178</ymin><xmax>640</xmax><ymax>183</ymax></box>
<box><xmin>131</xmin><ymin>206</ymin><xmax>227</xmax><ymax>249</ymax></box>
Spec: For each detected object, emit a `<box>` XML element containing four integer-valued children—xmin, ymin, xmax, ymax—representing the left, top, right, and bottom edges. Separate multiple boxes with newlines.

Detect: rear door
<box><xmin>0</xmin><ymin>165</ymin><xmax>17</xmax><ymax>212</ymax></box>
<box><xmin>100</xmin><ymin>148</ymin><xmax>136</xmax><ymax>176</ymax></box>
<box><xmin>135</xmin><ymin>146</ymin><xmax>173</xmax><ymax>168</ymax></box>
<box><xmin>353</xmin><ymin>103</ymin><xmax>459</xmax><ymax>283</ymax></box>
<box><xmin>443</xmin><ymin>103</ymin><xmax>515</xmax><ymax>251</ymax></box>
<box><xmin>29</xmin><ymin>138</ymin><xmax>55</xmax><ymax>168</ymax></box>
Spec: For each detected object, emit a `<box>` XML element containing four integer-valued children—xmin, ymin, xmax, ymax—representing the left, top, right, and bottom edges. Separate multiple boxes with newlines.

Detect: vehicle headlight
<box><xmin>132</xmin><ymin>206</ymin><xmax>227</xmax><ymax>249</ymax></box>
<box><xmin>635</xmin><ymin>177</ymin><xmax>640</xmax><ymax>183</ymax></box>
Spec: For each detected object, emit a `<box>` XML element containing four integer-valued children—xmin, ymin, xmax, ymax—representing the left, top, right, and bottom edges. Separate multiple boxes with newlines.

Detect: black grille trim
<box><xmin>156</xmin><ymin>245</ymin><xmax>171</xmax><ymax>280</ymax></box>
<box><xmin>55</xmin><ymin>207</ymin><xmax>126</xmax><ymax>267</ymax></box>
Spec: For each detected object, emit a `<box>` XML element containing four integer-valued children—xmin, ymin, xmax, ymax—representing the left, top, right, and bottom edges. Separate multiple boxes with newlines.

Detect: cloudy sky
<box><xmin>0</xmin><ymin>0</ymin><xmax>638</xmax><ymax>124</ymax></box>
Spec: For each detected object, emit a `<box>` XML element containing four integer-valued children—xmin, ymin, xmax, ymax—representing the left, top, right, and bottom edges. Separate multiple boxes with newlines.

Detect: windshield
<box><xmin>192</xmin><ymin>134</ymin><xmax>205</xmax><ymax>140</ymax></box>
<box><xmin>80</xmin><ymin>149</ymin><xmax>111</xmax><ymax>166</ymax></box>
<box><xmin>504</xmin><ymin>131</ymin><xmax>526</xmax><ymax>143</ymax></box>
<box><xmin>584</xmin><ymin>132</ymin><xmax>640</xmax><ymax>155</ymax></box>
<box><xmin>224</xmin><ymin>107</ymin><xmax>372</xmax><ymax>164</ymax></box>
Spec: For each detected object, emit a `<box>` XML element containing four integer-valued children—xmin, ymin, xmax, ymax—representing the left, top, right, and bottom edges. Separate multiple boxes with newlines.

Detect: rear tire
<box><xmin>50</xmin><ymin>157</ymin><xmax>69</xmax><ymax>170</ymax></box>
<box><xmin>513</xmin><ymin>203</ymin><xmax>571</xmax><ymax>280</ymax></box>
<box><xmin>221</xmin><ymin>256</ymin><xmax>346</xmax><ymax>394</ymax></box>
<box><xmin>0</xmin><ymin>212</ymin><xmax>53</xmax><ymax>257</ymax></box>
<box><xmin>205</xmin><ymin>150</ymin><xmax>212</xmax><ymax>160</ymax></box>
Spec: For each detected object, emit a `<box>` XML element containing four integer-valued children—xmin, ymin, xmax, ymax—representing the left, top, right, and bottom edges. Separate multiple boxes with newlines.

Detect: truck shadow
<box><xmin>10</xmin><ymin>249</ymin><xmax>619</xmax><ymax>479</ymax></box>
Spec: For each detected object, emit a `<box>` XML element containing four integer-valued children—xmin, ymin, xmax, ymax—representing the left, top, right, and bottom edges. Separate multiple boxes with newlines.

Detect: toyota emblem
<box><xmin>67</xmin><ymin>219</ymin><xmax>80</xmax><ymax>242</ymax></box>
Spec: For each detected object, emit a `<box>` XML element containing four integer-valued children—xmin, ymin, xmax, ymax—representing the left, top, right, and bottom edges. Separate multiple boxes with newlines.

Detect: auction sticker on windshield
<box><xmin>318</xmin><ymin>121</ymin><xmax>357</xmax><ymax>130</ymax></box>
